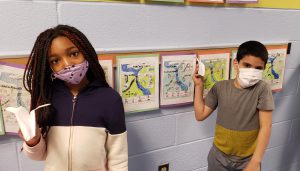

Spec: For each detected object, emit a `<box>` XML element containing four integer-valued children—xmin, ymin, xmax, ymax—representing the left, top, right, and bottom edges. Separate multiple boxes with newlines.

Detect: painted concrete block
<box><xmin>284</xmin><ymin>140</ymin><xmax>300</xmax><ymax>164</ymax></box>
<box><xmin>176</xmin><ymin>111</ymin><xmax>216</xmax><ymax>144</ymax></box>
<box><xmin>285</xmin><ymin>41</ymin><xmax>300</xmax><ymax>69</ymax></box>
<box><xmin>0</xmin><ymin>1</ymin><xmax>57</xmax><ymax>53</ymax></box>
<box><xmin>129</xmin><ymin>138</ymin><xmax>213</xmax><ymax>171</ymax></box>
<box><xmin>127</xmin><ymin>115</ymin><xmax>176</xmax><ymax>156</ymax></box>
<box><xmin>172</xmin><ymin>139</ymin><xmax>213</xmax><ymax>171</ymax></box>
<box><xmin>273</xmin><ymin>94</ymin><xmax>300</xmax><ymax>123</ymax></box>
<box><xmin>290</xmin><ymin>118</ymin><xmax>300</xmax><ymax>142</ymax></box>
<box><xmin>272</xmin><ymin>68</ymin><xmax>300</xmax><ymax>98</ymax></box>
<box><xmin>58</xmin><ymin>2</ymin><xmax>300</xmax><ymax>51</ymax></box>
<box><xmin>0</xmin><ymin>142</ymin><xmax>19</xmax><ymax>171</ymax></box>
<box><xmin>193</xmin><ymin>167</ymin><xmax>207</xmax><ymax>171</ymax></box>
<box><xmin>17</xmin><ymin>142</ymin><xmax>44</xmax><ymax>171</ymax></box>
<box><xmin>262</xmin><ymin>146</ymin><xmax>286</xmax><ymax>171</ymax></box>
<box><xmin>268</xmin><ymin>121</ymin><xmax>291</xmax><ymax>149</ymax></box>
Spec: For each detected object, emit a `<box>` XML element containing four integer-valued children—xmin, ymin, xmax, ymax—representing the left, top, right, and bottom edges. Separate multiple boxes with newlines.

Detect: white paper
<box><xmin>196</xmin><ymin>58</ymin><xmax>206</xmax><ymax>76</ymax></box>
<box><xmin>160</xmin><ymin>54</ymin><xmax>196</xmax><ymax>106</ymax></box>
<box><xmin>0</xmin><ymin>63</ymin><xmax>31</xmax><ymax>133</ymax></box>
<box><xmin>117</xmin><ymin>54</ymin><xmax>160</xmax><ymax>113</ymax></box>
<box><xmin>5</xmin><ymin>104</ymin><xmax>50</xmax><ymax>141</ymax></box>
<box><xmin>99</xmin><ymin>60</ymin><xmax>114</xmax><ymax>88</ymax></box>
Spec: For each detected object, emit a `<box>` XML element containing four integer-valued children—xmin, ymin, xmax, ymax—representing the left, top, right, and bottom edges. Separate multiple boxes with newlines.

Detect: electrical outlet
<box><xmin>158</xmin><ymin>163</ymin><xmax>169</xmax><ymax>171</ymax></box>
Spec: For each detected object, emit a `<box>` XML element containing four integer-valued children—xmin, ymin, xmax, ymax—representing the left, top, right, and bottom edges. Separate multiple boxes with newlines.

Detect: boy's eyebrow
<box><xmin>241</xmin><ymin>62</ymin><xmax>252</xmax><ymax>66</ymax></box>
<box><xmin>242</xmin><ymin>61</ymin><xmax>264</xmax><ymax>68</ymax></box>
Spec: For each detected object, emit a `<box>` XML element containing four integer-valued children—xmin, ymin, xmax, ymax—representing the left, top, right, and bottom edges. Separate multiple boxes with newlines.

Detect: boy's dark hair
<box><xmin>236</xmin><ymin>40</ymin><xmax>269</xmax><ymax>65</ymax></box>
<box><xmin>24</xmin><ymin>25</ymin><xmax>109</xmax><ymax>136</ymax></box>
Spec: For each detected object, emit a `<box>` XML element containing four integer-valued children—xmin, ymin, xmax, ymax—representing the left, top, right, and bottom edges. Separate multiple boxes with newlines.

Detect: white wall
<box><xmin>0</xmin><ymin>1</ymin><xmax>300</xmax><ymax>171</ymax></box>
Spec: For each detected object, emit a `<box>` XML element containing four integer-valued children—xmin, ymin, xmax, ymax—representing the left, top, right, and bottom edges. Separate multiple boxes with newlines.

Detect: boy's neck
<box><xmin>234</xmin><ymin>78</ymin><xmax>243</xmax><ymax>89</ymax></box>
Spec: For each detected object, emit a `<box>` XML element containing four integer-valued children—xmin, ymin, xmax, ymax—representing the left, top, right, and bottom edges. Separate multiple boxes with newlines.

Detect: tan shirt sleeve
<box><xmin>205</xmin><ymin>83</ymin><xmax>219</xmax><ymax>110</ymax></box>
<box><xmin>257</xmin><ymin>82</ymin><xmax>275</xmax><ymax>110</ymax></box>
<box><xmin>105</xmin><ymin>131</ymin><xmax>128</xmax><ymax>171</ymax></box>
<box><xmin>22</xmin><ymin>136</ymin><xmax>47</xmax><ymax>161</ymax></box>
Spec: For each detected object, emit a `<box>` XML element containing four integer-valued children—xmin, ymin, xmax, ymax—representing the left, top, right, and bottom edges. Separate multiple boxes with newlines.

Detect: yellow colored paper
<box><xmin>79</xmin><ymin>0</ymin><xmax>300</xmax><ymax>9</ymax></box>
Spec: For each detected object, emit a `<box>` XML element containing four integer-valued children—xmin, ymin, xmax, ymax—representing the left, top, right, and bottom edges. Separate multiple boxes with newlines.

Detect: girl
<box><xmin>21</xmin><ymin>25</ymin><xmax>128</xmax><ymax>171</ymax></box>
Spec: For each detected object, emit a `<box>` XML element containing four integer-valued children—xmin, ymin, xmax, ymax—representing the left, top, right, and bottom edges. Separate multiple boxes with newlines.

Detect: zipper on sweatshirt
<box><xmin>68</xmin><ymin>96</ymin><xmax>77</xmax><ymax>171</ymax></box>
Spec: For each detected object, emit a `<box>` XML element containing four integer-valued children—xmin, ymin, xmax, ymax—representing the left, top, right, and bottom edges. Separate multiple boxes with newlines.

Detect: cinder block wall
<box><xmin>0</xmin><ymin>1</ymin><xmax>300</xmax><ymax>171</ymax></box>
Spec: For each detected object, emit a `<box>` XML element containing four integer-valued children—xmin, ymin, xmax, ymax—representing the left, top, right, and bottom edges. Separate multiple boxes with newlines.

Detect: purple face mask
<box><xmin>53</xmin><ymin>60</ymin><xmax>89</xmax><ymax>85</ymax></box>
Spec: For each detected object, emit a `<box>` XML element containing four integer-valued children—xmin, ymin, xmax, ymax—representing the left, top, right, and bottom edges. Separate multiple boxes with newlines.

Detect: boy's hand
<box><xmin>243</xmin><ymin>160</ymin><xmax>260</xmax><ymax>171</ymax></box>
<box><xmin>193</xmin><ymin>64</ymin><xmax>204</xmax><ymax>86</ymax></box>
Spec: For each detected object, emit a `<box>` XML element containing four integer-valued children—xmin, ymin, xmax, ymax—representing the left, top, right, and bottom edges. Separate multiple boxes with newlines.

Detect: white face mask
<box><xmin>238</xmin><ymin>67</ymin><xmax>263</xmax><ymax>88</ymax></box>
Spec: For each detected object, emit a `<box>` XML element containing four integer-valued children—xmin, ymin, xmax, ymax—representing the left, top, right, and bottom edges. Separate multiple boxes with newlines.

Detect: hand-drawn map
<box><xmin>0</xmin><ymin>104</ymin><xmax>5</xmax><ymax>135</ymax></box>
<box><xmin>117</xmin><ymin>54</ymin><xmax>159</xmax><ymax>113</ymax></box>
<box><xmin>263</xmin><ymin>48</ymin><xmax>287</xmax><ymax>91</ymax></box>
<box><xmin>0</xmin><ymin>62</ymin><xmax>30</xmax><ymax>133</ymax></box>
<box><xmin>160</xmin><ymin>54</ymin><xmax>196</xmax><ymax>107</ymax></box>
<box><xmin>230</xmin><ymin>50</ymin><xmax>237</xmax><ymax>79</ymax></box>
<box><xmin>226</xmin><ymin>0</ymin><xmax>258</xmax><ymax>3</ymax></box>
<box><xmin>199</xmin><ymin>52</ymin><xmax>230</xmax><ymax>96</ymax></box>
<box><xmin>99</xmin><ymin>59</ymin><xmax>114</xmax><ymax>88</ymax></box>
<box><xmin>188</xmin><ymin>0</ymin><xmax>224</xmax><ymax>3</ymax></box>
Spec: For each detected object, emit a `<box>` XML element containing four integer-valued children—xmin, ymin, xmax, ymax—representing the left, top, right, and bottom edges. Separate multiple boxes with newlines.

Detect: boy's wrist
<box><xmin>194</xmin><ymin>84</ymin><xmax>204</xmax><ymax>88</ymax></box>
<box><xmin>250</xmin><ymin>158</ymin><xmax>261</xmax><ymax>165</ymax></box>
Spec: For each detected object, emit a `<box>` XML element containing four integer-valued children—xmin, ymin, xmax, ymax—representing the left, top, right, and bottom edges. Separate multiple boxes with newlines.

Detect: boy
<box><xmin>193</xmin><ymin>41</ymin><xmax>274</xmax><ymax>171</ymax></box>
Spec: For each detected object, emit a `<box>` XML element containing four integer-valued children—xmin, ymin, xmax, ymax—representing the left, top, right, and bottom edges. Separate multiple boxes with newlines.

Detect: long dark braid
<box><xmin>23</xmin><ymin>25</ymin><xmax>109</xmax><ymax>137</ymax></box>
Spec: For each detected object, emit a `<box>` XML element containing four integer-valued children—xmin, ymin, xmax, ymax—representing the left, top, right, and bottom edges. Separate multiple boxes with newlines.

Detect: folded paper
<box><xmin>196</xmin><ymin>58</ymin><xmax>206</xmax><ymax>77</ymax></box>
<box><xmin>6</xmin><ymin>104</ymin><xmax>51</xmax><ymax>141</ymax></box>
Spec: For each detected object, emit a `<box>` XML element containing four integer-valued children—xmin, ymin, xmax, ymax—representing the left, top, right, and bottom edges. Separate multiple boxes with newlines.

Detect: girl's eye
<box><xmin>50</xmin><ymin>59</ymin><xmax>59</xmax><ymax>65</ymax></box>
<box><xmin>70</xmin><ymin>51</ymin><xmax>79</xmax><ymax>57</ymax></box>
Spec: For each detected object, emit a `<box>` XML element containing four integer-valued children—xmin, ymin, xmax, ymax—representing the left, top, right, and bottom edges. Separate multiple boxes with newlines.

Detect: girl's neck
<box><xmin>66</xmin><ymin>77</ymin><xmax>89</xmax><ymax>96</ymax></box>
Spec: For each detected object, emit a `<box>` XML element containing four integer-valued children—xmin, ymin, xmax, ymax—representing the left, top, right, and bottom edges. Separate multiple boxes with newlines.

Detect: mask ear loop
<box><xmin>51</xmin><ymin>73</ymin><xmax>56</xmax><ymax>82</ymax></box>
<box><xmin>50</xmin><ymin>66</ymin><xmax>56</xmax><ymax>82</ymax></box>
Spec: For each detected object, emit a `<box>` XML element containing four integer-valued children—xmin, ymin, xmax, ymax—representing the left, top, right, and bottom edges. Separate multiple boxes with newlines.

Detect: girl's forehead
<box><xmin>51</xmin><ymin>36</ymin><xmax>74</xmax><ymax>46</ymax></box>
<box><xmin>48</xmin><ymin>37</ymin><xmax>76</xmax><ymax>54</ymax></box>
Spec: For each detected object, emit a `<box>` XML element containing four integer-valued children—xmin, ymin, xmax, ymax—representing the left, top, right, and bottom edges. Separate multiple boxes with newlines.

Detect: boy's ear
<box><xmin>233</xmin><ymin>59</ymin><xmax>238</xmax><ymax>70</ymax></box>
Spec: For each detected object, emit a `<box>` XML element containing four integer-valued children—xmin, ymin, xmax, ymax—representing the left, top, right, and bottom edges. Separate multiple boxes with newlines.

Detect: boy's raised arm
<box><xmin>193</xmin><ymin>64</ymin><xmax>214</xmax><ymax>121</ymax></box>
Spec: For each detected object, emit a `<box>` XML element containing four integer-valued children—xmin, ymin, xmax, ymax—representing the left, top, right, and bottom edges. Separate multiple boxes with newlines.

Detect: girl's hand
<box><xmin>18</xmin><ymin>127</ymin><xmax>41</xmax><ymax>147</ymax></box>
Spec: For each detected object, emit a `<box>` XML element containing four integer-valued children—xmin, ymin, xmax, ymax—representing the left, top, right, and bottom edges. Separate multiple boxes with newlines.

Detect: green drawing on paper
<box><xmin>162</xmin><ymin>59</ymin><xmax>194</xmax><ymax>99</ymax></box>
<box><xmin>0</xmin><ymin>64</ymin><xmax>31</xmax><ymax>133</ymax></box>
<box><xmin>121</xmin><ymin>62</ymin><xmax>156</xmax><ymax>105</ymax></box>
<box><xmin>263</xmin><ymin>49</ymin><xmax>286</xmax><ymax>90</ymax></box>
<box><xmin>0</xmin><ymin>104</ymin><xmax>5</xmax><ymax>135</ymax></box>
<box><xmin>230</xmin><ymin>50</ymin><xmax>237</xmax><ymax>79</ymax></box>
<box><xmin>201</xmin><ymin>58</ymin><xmax>228</xmax><ymax>94</ymax></box>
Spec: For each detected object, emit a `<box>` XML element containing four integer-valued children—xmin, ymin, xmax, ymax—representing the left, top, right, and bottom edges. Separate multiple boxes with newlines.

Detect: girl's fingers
<box><xmin>18</xmin><ymin>129</ymin><xmax>25</xmax><ymax>141</ymax></box>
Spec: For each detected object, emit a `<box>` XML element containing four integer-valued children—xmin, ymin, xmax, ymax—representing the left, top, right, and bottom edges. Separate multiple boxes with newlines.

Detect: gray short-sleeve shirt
<box><xmin>205</xmin><ymin>79</ymin><xmax>274</xmax><ymax>131</ymax></box>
